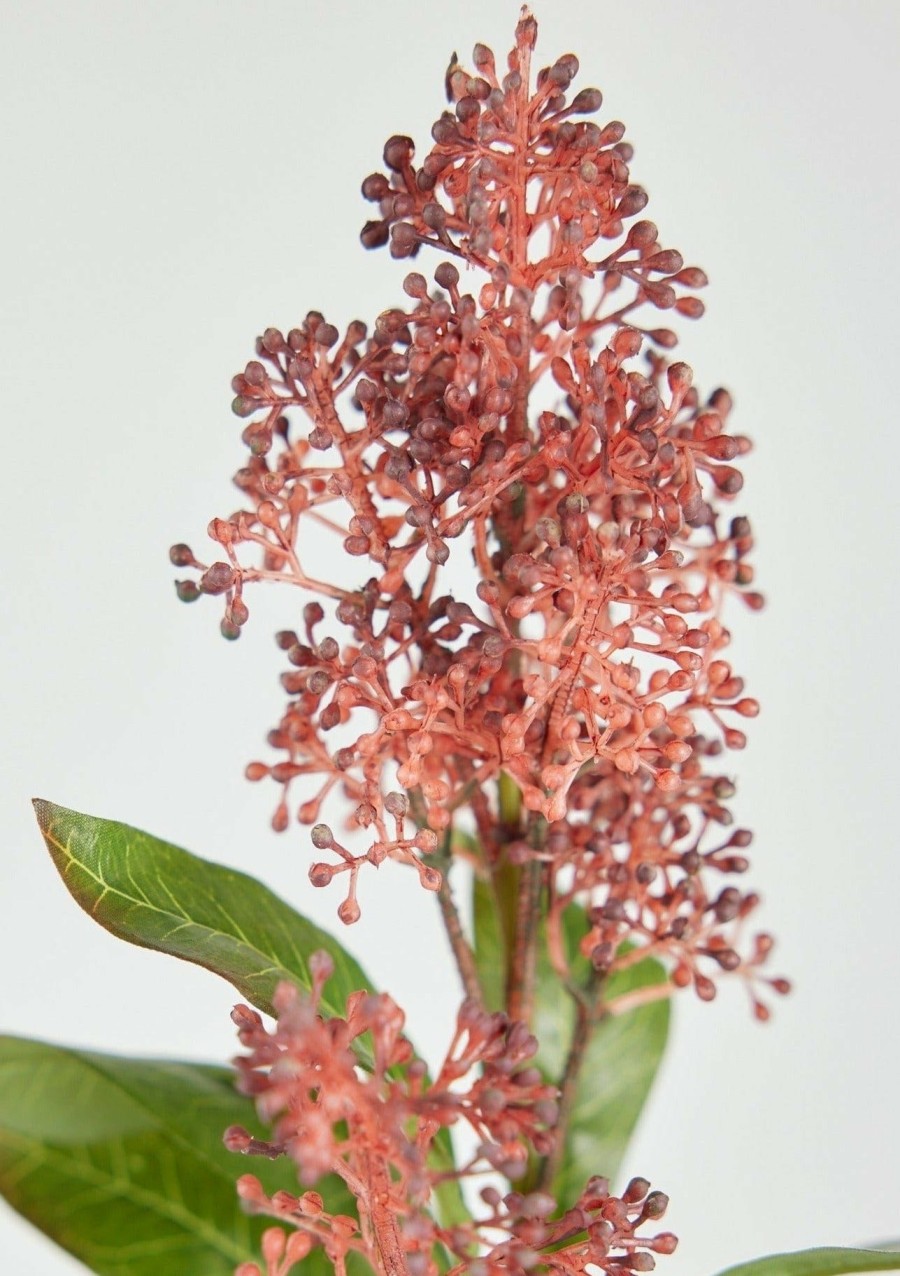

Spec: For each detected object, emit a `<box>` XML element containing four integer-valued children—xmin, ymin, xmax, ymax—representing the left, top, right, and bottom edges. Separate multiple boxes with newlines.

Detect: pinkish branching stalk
<box><xmin>173</xmin><ymin>12</ymin><xmax>791</xmax><ymax>1273</ymax></box>
<box><xmin>226</xmin><ymin>951</ymin><xmax>675</xmax><ymax>1276</ymax></box>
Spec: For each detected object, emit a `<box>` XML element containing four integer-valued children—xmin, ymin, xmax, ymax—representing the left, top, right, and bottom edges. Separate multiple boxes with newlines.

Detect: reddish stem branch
<box><xmin>538</xmin><ymin>991</ymin><xmax>598</xmax><ymax>1193</ymax></box>
<box><xmin>436</xmin><ymin>869</ymin><xmax>484</xmax><ymax>1005</ymax></box>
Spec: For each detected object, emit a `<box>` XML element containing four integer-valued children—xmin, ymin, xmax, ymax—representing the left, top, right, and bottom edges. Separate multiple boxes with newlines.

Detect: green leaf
<box><xmin>33</xmin><ymin>801</ymin><xmax>468</xmax><ymax>1234</ymax></box>
<box><xmin>714</xmin><ymin>1248</ymin><xmax>900</xmax><ymax>1276</ymax></box>
<box><xmin>0</xmin><ymin>1035</ymin><xmax>347</xmax><ymax>1276</ymax></box>
<box><xmin>473</xmin><ymin>874</ymin><xmax>670</xmax><ymax>1205</ymax></box>
<box><xmin>33</xmin><ymin>800</ymin><xmax>372</xmax><ymax>1026</ymax></box>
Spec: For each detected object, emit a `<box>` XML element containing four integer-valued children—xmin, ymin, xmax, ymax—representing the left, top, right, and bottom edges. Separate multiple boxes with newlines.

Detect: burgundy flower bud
<box><xmin>200</xmin><ymin>562</ymin><xmax>235</xmax><ymax>595</ymax></box>
<box><xmin>360</xmin><ymin>219</ymin><xmax>389</xmax><ymax>249</ymax></box>
<box><xmin>570</xmin><ymin>86</ymin><xmax>602</xmax><ymax>113</ymax></box>
<box><xmin>383</xmin><ymin>134</ymin><xmax>414</xmax><ymax>170</ymax></box>
<box><xmin>169</xmin><ymin>542</ymin><xmax>195</xmax><ymax>567</ymax></box>
<box><xmin>361</xmin><ymin>172</ymin><xmax>390</xmax><ymax>201</ymax></box>
<box><xmin>434</xmin><ymin>261</ymin><xmax>459</xmax><ymax>289</ymax></box>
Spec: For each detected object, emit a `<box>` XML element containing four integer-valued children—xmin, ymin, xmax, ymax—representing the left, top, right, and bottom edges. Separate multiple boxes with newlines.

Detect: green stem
<box><xmin>498</xmin><ymin>770</ymin><xmax>522</xmax><ymax>826</ymax></box>
<box><xmin>505</xmin><ymin>815</ymin><xmax>547</xmax><ymax>1025</ymax></box>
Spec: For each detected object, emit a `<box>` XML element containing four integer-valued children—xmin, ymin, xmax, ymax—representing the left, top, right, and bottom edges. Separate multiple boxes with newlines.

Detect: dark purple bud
<box><xmin>360</xmin><ymin>219</ymin><xmax>389</xmax><ymax>249</ymax></box>
<box><xmin>361</xmin><ymin>172</ymin><xmax>390</xmax><ymax>201</ymax></box>
<box><xmin>383</xmin><ymin>134</ymin><xmax>414</xmax><ymax>171</ymax></box>
<box><xmin>571</xmin><ymin>87</ymin><xmax>602</xmax><ymax>113</ymax></box>
<box><xmin>169</xmin><ymin>543</ymin><xmax>194</xmax><ymax>567</ymax></box>
<box><xmin>200</xmin><ymin>562</ymin><xmax>235</xmax><ymax>595</ymax></box>
<box><xmin>434</xmin><ymin>261</ymin><xmax>459</xmax><ymax>289</ymax></box>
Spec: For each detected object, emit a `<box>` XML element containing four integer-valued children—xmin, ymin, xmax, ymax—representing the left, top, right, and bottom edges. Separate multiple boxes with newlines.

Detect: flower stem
<box><xmin>505</xmin><ymin>815</ymin><xmax>547</xmax><ymax>1024</ymax></box>
<box><xmin>498</xmin><ymin>770</ymin><xmax>522</xmax><ymax>826</ymax></box>
<box><xmin>425</xmin><ymin>825</ymin><xmax>483</xmax><ymax>1005</ymax></box>
<box><xmin>538</xmin><ymin>980</ymin><xmax>604</xmax><ymax>1193</ymax></box>
<box><xmin>436</xmin><ymin>866</ymin><xmax>483</xmax><ymax>1005</ymax></box>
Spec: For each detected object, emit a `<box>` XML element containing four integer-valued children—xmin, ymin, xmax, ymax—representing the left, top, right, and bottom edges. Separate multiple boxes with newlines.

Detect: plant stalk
<box><xmin>435</xmin><ymin>868</ymin><xmax>483</xmax><ymax>1005</ymax></box>
<box><xmin>538</xmin><ymin>982</ymin><xmax>604</xmax><ymax>1193</ymax></box>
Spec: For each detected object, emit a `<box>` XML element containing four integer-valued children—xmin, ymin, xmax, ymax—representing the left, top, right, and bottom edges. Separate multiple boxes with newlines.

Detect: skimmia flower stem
<box><xmin>171</xmin><ymin>11</ymin><xmax>791</xmax><ymax>1274</ymax></box>
<box><xmin>538</xmin><ymin>972</ymin><xmax>605</xmax><ymax>1193</ymax></box>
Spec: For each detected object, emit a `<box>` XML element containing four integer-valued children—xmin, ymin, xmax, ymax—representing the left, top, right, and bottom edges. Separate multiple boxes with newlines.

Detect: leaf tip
<box><xmin>32</xmin><ymin>797</ymin><xmax>58</xmax><ymax>832</ymax></box>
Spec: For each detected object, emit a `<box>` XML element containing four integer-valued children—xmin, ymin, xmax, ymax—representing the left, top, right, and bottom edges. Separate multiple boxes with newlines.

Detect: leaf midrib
<box><xmin>42</xmin><ymin>823</ymin><xmax>297</xmax><ymax>992</ymax></box>
<box><xmin>0</xmin><ymin>1126</ymin><xmax>252</xmax><ymax>1265</ymax></box>
<box><xmin>0</xmin><ymin>1041</ymin><xmax>250</xmax><ymax>1192</ymax></box>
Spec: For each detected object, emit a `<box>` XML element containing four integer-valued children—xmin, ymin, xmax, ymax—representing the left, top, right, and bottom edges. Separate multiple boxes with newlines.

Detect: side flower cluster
<box><xmin>227</xmin><ymin>953</ymin><xmax>676</xmax><ymax>1276</ymax></box>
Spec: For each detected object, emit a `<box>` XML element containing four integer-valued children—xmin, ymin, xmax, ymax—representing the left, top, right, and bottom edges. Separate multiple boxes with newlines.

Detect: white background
<box><xmin>2</xmin><ymin>2</ymin><xmax>899</xmax><ymax>1272</ymax></box>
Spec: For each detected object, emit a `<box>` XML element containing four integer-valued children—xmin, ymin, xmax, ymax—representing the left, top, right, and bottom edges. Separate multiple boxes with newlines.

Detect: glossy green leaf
<box><xmin>34</xmin><ymin>800</ymin><xmax>372</xmax><ymax>1025</ymax></box>
<box><xmin>714</xmin><ymin>1248</ymin><xmax>900</xmax><ymax>1275</ymax></box>
<box><xmin>33</xmin><ymin>801</ymin><xmax>468</xmax><ymax>1233</ymax></box>
<box><xmin>472</xmin><ymin>876</ymin><xmax>670</xmax><ymax>1204</ymax></box>
<box><xmin>0</xmin><ymin>1035</ymin><xmax>346</xmax><ymax>1276</ymax></box>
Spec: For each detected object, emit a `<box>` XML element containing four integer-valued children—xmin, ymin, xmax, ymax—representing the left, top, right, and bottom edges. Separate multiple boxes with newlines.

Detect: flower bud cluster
<box><xmin>172</xmin><ymin>14</ymin><xmax>782</xmax><ymax>1005</ymax></box>
<box><xmin>228</xmin><ymin>953</ymin><xmax>674</xmax><ymax>1276</ymax></box>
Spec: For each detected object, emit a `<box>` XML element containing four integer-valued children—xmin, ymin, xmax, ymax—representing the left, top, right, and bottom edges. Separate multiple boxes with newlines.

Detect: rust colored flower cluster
<box><xmin>171</xmin><ymin>14</ymin><xmax>785</xmax><ymax>1010</ymax></box>
<box><xmin>227</xmin><ymin>953</ymin><xmax>675</xmax><ymax>1276</ymax></box>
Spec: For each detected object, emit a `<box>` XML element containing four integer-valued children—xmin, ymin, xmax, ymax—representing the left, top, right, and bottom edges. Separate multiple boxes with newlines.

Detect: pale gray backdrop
<box><xmin>2</xmin><ymin>2</ymin><xmax>898</xmax><ymax>1272</ymax></box>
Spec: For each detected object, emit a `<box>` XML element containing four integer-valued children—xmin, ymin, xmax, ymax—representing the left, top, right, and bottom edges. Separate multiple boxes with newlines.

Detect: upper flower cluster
<box><xmin>171</xmin><ymin>13</ymin><xmax>783</xmax><ymax>1010</ymax></box>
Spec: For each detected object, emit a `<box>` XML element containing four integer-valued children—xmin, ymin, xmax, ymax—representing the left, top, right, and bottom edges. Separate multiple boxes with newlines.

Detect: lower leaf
<box><xmin>0</xmin><ymin>1035</ymin><xmax>341</xmax><ymax>1276</ymax></box>
<box><xmin>714</xmin><ymin>1247</ymin><xmax>900</xmax><ymax>1276</ymax></box>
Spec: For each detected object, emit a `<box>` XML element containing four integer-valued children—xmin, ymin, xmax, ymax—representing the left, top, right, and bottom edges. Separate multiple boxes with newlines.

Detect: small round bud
<box><xmin>361</xmin><ymin>172</ymin><xmax>390</xmax><ymax>201</ymax></box>
<box><xmin>228</xmin><ymin>598</ymin><xmax>249</xmax><ymax>627</ymax></box>
<box><xmin>627</xmin><ymin>219</ymin><xmax>658</xmax><ymax>248</ymax></box>
<box><xmin>360</xmin><ymin>219</ymin><xmax>389</xmax><ymax>249</ymax></box>
<box><xmin>338</xmin><ymin>896</ymin><xmax>361</xmax><ymax>924</ymax></box>
<box><xmin>309</xmin><ymin>862</ymin><xmax>334</xmax><ymax>887</ymax></box>
<box><xmin>169</xmin><ymin>543</ymin><xmax>195</xmax><ymax>567</ymax></box>
<box><xmin>434</xmin><ymin>261</ymin><xmax>459</xmax><ymax>289</ymax></box>
<box><xmin>571</xmin><ymin>86</ymin><xmax>603</xmax><ymax>113</ymax></box>
<box><xmin>619</xmin><ymin>186</ymin><xmax>649</xmax><ymax>217</ymax></box>
<box><xmin>623</xmin><ymin>1176</ymin><xmax>651</xmax><ymax>1204</ymax></box>
<box><xmin>175</xmin><ymin>580</ymin><xmax>200</xmax><ymax>603</ymax></box>
<box><xmin>643</xmin><ymin>1190</ymin><xmax>669</xmax><ymax>1219</ymax></box>
<box><xmin>383</xmin><ymin>134</ymin><xmax>414</xmax><ymax>171</ymax></box>
<box><xmin>223</xmin><ymin>1125</ymin><xmax>252</xmax><ymax>1153</ymax></box>
<box><xmin>314</xmin><ymin>321</ymin><xmax>339</xmax><ymax>348</ymax></box>
<box><xmin>676</xmin><ymin>295</ymin><xmax>706</xmax><ymax>318</ymax></box>
<box><xmin>262</xmin><ymin>1229</ymin><xmax>286</xmax><ymax>1263</ymax></box>
<box><xmin>200</xmin><ymin>562</ymin><xmax>235</xmax><ymax>595</ymax></box>
<box><xmin>549</xmin><ymin>53</ymin><xmax>579</xmax><ymax>87</ymax></box>
<box><xmin>231</xmin><ymin>395</ymin><xmax>256</xmax><ymax>418</ymax></box>
<box><xmin>390</xmin><ymin>222</ymin><xmax>420</xmax><ymax>257</ymax></box>
<box><xmin>311</xmin><ymin>823</ymin><xmax>333</xmax><ymax>849</ymax></box>
<box><xmin>695</xmin><ymin>974</ymin><xmax>717</xmax><ymax>1001</ymax></box>
<box><xmin>653</xmin><ymin>1233</ymin><xmax>679</xmax><ymax>1256</ymax></box>
<box><xmin>419</xmin><ymin>865</ymin><xmax>442</xmax><ymax>892</ymax></box>
<box><xmin>403</xmin><ymin>272</ymin><xmax>428</xmax><ymax>298</ymax></box>
<box><xmin>422</xmin><ymin>201</ymin><xmax>446</xmax><ymax>230</ymax></box>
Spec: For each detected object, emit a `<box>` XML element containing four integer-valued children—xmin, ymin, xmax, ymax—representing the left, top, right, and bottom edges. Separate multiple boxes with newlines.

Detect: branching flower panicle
<box><xmin>227</xmin><ymin>953</ymin><xmax>675</xmax><ymax>1276</ymax></box>
<box><xmin>171</xmin><ymin>15</ymin><xmax>785</xmax><ymax>1016</ymax></box>
<box><xmin>164</xmin><ymin>12</ymin><xmax>797</xmax><ymax>1276</ymax></box>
